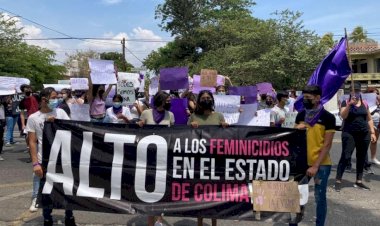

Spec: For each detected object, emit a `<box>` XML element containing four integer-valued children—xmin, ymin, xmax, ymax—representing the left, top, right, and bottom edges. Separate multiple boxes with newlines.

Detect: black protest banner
<box><xmin>40</xmin><ymin>120</ymin><xmax>308</xmax><ymax>221</ymax></box>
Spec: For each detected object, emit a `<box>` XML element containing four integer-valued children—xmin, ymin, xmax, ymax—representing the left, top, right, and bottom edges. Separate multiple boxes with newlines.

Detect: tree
<box><xmin>100</xmin><ymin>52</ymin><xmax>133</xmax><ymax>72</ymax></box>
<box><xmin>0</xmin><ymin>13</ymin><xmax>65</xmax><ymax>89</ymax></box>
<box><xmin>320</xmin><ymin>32</ymin><xmax>335</xmax><ymax>50</ymax></box>
<box><xmin>63</xmin><ymin>50</ymin><xmax>99</xmax><ymax>77</ymax></box>
<box><xmin>349</xmin><ymin>26</ymin><xmax>376</xmax><ymax>43</ymax></box>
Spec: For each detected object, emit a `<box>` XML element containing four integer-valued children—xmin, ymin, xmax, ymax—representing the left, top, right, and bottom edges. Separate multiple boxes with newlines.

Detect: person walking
<box><xmin>294</xmin><ymin>85</ymin><xmax>335</xmax><ymax>226</ymax></box>
<box><xmin>335</xmin><ymin>82</ymin><xmax>377</xmax><ymax>191</ymax></box>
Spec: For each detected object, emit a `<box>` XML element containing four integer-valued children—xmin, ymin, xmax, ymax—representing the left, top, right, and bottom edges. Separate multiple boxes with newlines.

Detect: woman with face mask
<box><xmin>187</xmin><ymin>90</ymin><xmax>227</xmax><ymax>226</ymax></box>
<box><xmin>87</xmin><ymin>83</ymin><xmax>115</xmax><ymax>123</ymax></box>
<box><xmin>104</xmin><ymin>94</ymin><xmax>132</xmax><ymax>123</ymax></box>
<box><xmin>138</xmin><ymin>91</ymin><xmax>174</xmax><ymax>127</ymax></box>
<box><xmin>335</xmin><ymin>82</ymin><xmax>376</xmax><ymax>191</ymax></box>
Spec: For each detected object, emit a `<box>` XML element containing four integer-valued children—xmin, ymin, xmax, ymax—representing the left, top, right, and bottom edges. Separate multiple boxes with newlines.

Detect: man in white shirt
<box><xmin>26</xmin><ymin>88</ymin><xmax>76</xmax><ymax>226</ymax></box>
<box><xmin>271</xmin><ymin>91</ymin><xmax>289</xmax><ymax>127</ymax></box>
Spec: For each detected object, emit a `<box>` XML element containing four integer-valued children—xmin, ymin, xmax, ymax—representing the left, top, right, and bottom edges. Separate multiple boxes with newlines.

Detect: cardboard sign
<box><xmin>256</xmin><ymin>83</ymin><xmax>273</xmax><ymax>95</ymax></box>
<box><xmin>117</xmin><ymin>80</ymin><xmax>136</xmax><ymax>105</ymax></box>
<box><xmin>214</xmin><ymin>95</ymin><xmax>241</xmax><ymax>124</ymax></box>
<box><xmin>200</xmin><ymin>69</ymin><xmax>218</xmax><ymax>87</ymax></box>
<box><xmin>192</xmin><ymin>75</ymin><xmax>225</xmax><ymax>94</ymax></box>
<box><xmin>236</xmin><ymin>103</ymin><xmax>258</xmax><ymax>125</ymax></box>
<box><xmin>70</xmin><ymin>78</ymin><xmax>89</xmax><ymax>90</ymax></box>
<box><xmin>89</xmin><ymin>59</ymin><xmax>117</xmax><ymax>85</ymax></box>
<box><xmin>252</xmin><ymin>109</ymin><xmax>271</xmax><ymax>127</ymax></box>
<box><xmin>118</xmin><ymin>72</ymin><xmax>140</xmax><ymax>89</ymax></box>
<box><xmin>149</xmin><ymin>76</ymin><xmax>159</xmax><ymax>96</ymax></box>
<box><xmin>0</xmin><ymin>76</ymin><xmax>30</xmax><ymax>93</ymax></box>
<box><xmin>252</xmin><ymin>181</ymin><xmax>300</xmax><ymax>213</ymax></box>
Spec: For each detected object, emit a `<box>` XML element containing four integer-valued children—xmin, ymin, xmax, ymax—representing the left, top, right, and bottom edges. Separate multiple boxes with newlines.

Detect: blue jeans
<box><xmin>5</xmin><ymin>115</ymin><xmax>18</xmax><ymax>143</ymax></box>
<box><xmin>32</xmin><ymin>173</ymin><xmax>40</xmax><ymax>199</ymax></box>
<box><xmin>314</xmin><ymin>165</ymin><xmax>331</xmax><ymax>226</ymax></box>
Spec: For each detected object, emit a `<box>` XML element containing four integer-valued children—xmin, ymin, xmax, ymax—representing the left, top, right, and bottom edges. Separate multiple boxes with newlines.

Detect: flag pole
<box><xmin>345</xmin><ymin>28</ymin><xmax>354</xmax><ymax>93</ymax></box>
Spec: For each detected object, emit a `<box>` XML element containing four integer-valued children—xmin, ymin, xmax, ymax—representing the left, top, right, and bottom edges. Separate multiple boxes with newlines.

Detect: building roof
<box><xmin>349</xmin><ymin>42</ymin><xmax>380</xmax><ymax>54</ymax></box>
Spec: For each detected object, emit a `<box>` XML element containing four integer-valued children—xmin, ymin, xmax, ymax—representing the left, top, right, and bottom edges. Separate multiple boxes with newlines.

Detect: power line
<box><xmin>19</xmin><ymin>37</ymin><xmax>170</xmax><ymax>42</ymax></box>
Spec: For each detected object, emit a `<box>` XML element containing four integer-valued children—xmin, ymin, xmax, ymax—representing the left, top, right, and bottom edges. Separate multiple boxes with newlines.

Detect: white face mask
<box><xmin>62</xmin><ymin>94</ymin><xmax>68</xmax><ymax>99</ymax></box>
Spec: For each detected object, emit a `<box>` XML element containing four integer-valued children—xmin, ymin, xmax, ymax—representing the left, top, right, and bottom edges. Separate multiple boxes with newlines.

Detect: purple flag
<box><xmin>256</xmin><ymin>83</ymin><xmax>273</xmax><ymax>95</ymax></box>
<box><xmin>159</xmin><ymin>67</ymin><xmax>189</xmax><ymax>90</ymax></box>
<box><xmin>170</xmin><ymin>98</ymin><xmax>188</xmax><ymax>125</ymax></box>
<box><xmin>294</xmin><ymin>37</ymin><xmax>351</xmax><ymax>111</ymax></box>
<box><xmin>228</xmin><ymin>86</ymin><xmax>258</xmax><ymax>104</ymax></box>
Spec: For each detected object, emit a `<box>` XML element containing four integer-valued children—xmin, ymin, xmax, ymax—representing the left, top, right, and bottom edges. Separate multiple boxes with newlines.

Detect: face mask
<box><xmin>217</xmin><ymin>92</ymin><xmax>226</xmax><ymax>95</ymax></box>
<box><xmin>200</xmin><ymin>100</ymin><xmax>213</xmax><ymax>109</ymax></box>
<box><xmin>303</xmin><ymin>99</ymin><xmax>314</xmax><ymax>110</ymax></box>
<box><xmin>48</xmin><ymin>99</ymin><xmax>59</xmax><ymax>110</ymax></box>
<box><xmin>62</xmin><ymin>94</ymin><xmax>68</xmax><ymax>99</ymax></box>
<box><xmin>164</xmin><ymin>103</ymin><xmax>171</xmax><ymax>111</ymax></box>
<box><xmin>266</xmin><ymin>101</ymin><xmax>273</xmax><ymax>106</ymax></box>
<box><xmin>354</xmin><ymin>92</ymin><xmax>361</xmax><ymax>100</ymax></box>
<box><xmin>113</xmin><ymin>102</ymin><xmax>122</xmax><ymax>108</ymax></box>
<box><xmin>25</xmin><ymin>91</ymin><xmax>31</xmax><ymax>96</ymax></box>
<box><xmin>285</xmin><ymin>99</ymin><xmax>290</xmax><ymax>105</ymax></box>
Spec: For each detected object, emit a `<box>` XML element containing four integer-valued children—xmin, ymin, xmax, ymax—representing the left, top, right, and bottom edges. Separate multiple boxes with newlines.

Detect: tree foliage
<box><xmin>146</xmin><ymin>2</ymin><xmax>328</xmax><ymax>89</ymax></box>
<box><xmin>349</xmin><ymin>26</ymin><xmax>376</xmax><ymax>43</ymax></box>
<box><xmin>0</xmin><ymin>13</ymin><xmax>65</xmax><ymax>90</ymax></box>
<box><xmin>63</xmin><ymin>50</ymin><xmax>99</xmax><ymax>77</ymax></box>
<box><xmin>100</xmin><ymin>52</ymin><xmax>133</xmax><ymax>72</ymax></box>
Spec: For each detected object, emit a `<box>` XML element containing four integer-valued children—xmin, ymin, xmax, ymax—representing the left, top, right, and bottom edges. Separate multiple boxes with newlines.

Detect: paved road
<box><xmin>0</xmin><ymin>131</ymin><xmax>380</xmax><ymax>226</ymax></box>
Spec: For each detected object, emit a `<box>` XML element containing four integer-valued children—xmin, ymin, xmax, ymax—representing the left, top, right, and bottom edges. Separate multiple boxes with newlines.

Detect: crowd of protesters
<box><xmin>1</xmin><ymin>77</ymin><xmax>380</xmax><ymax>226</ymax></box>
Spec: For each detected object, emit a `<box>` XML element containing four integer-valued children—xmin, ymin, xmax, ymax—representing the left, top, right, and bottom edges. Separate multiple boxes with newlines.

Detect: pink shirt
<box><xmin>90</xmin><ymin>97</ymin><xmax>106</xmax><ymax>116</ymax></box>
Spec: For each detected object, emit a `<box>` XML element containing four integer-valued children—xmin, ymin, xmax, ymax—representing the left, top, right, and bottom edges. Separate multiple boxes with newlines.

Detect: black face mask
<box><xmin>266</xmin><ymin>101</ymin><xmax>273</xmax><ymax>106</ymax></box>
<box><xmin>25</xmin><ymin>91</ymin><xmax>31</xmax><ymax>96</ymax></box>
<box><xmin>303</xmin><ymin>99</ymin><xmax>314</xmax><ymax>109</ymax></box>
<box><xmin>200</xmin><ymin>100</ymin><xmax>213</xmax><ymax>109</ymax></box>
<box><xmin>164</xmin><ymin>103</ymin><xmax>171</xmax><ymax>111</ymax></box>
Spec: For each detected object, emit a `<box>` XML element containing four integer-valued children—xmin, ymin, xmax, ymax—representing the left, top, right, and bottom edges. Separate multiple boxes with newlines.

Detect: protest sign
<box><xmin>43</xmin><ymin>84</ymin><xmax>71</xmax><ymax>92</ymax></box>
<box><xmin>192</xmin><ymin>75</ymin><xmax>225</xmax><ymax>94</ymax></box>
<box><xmin>0</xmin><ymin>76</ymin><xmax>30</xmax><ymax>93</ymax></box>
<box><xmin>236</xmin><ymin>103</ymin><xmax>258</xmax><ymax>126</ymax></box>
<box><xmin>200</xmin><ymin>69</ymin><xmax>218</xmax><ymax>87</ymax></box>
<box><xmin>0</xmin><ymin>88</ymin><xmax>15</xmax><ymax>96</ymax></box>
<box><xmin>117</xmin><ymin>79</ymin><xmax>136</xmax><ymax>105</ymax></box>
<box><xmin>69</xmin><ymin>104</ymin><xmax>90</xmax><ymax>122</ymax></box>
<box><xmin>58</xmin><ymin>80</ymin><xmax>71</xmax><ymax>85</ymax></box>
<box><xmin>149</xmin><ymin>76</ymin><xmax>159</xmax><ymax>96</ymax></box>
<box><xmin>70</xmin><ymin>78</ymin><xmax>89</xmax><ymax>90</ymax></box>
<box><xmin>105</xmin><ymin>85</ymin><xmax>116</xmax><ymax>107</ymax></box>
<box><xmin>252</xmin><ymin>181</ymin><xmax>300</xmax><ymax>213</ymax></box>
<box><xmin>41</xmin><ymin>121</ymin><xmax>308</xmax><ymax>222</ymax></box>
<box><xmin>256</xmin><ymin>83</ymin><xmax>273</xmax><ymax>95</ymax></box>
<box><xmin>0</xmin><ymin>105</ymin><xmax>4</xmax><ymax>119</ymax></box>
<box><xmin>339</xmin><ymin>93</ymin><xmax>377</xmax><ymax>108</ymax></box>
<box><xmin>229</xmin><ymin>86</ymin><xmax>257</xmax><ymax>104</ymax></box>
<box><xmin>252</xmin><ymin>109</ymin><xmax>271</xmax><ymax>127</ymax></box>
<box><xmin>159</xmin><ymin>67</ymin><xmax>189</xmax><ymax>90</ymax></box>
<box><xmin>282</xmin><ymin>112</ymin><xmax>298</xmax><ymax>129</ymax></box>
<box><xmin>214</xmin><ymin>95</ymin><xmax>241</xmax><ymax>124</ymax></box>
<box><xmin>170</xmin><ymin>98</ymin><xmax>188</xmax><ymax>125</ymax></box>
<box><xmin>323</xmin><ymin>93</ymin><xmax>338</xmax><ymax>112</ymax></box>
<box><xmin>89</xmin><ymin>59</ymin><xmax>117</xmax><ymax>84</ymax></box>
<box><xmin>118</xmin><ymin>72</ymin><xmax>140</xmax><ymax>89</ymax></box>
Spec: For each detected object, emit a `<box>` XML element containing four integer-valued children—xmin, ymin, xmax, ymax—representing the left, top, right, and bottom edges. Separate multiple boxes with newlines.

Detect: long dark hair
<box><xmin>194</xmin><ymin>90</ymin><xmax>215</xmax><ymax>115</ymax></box>
<box><xmin>153</xmin><ymin>91</ymin><xmax>170</xmax><ymax>108</ymax></box>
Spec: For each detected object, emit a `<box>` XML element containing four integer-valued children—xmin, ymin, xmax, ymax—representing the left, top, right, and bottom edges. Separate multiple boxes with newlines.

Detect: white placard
<box><xmin>0</xmin><ymin>76</ymin><xmax>30</xmax><ymax>93</ymax></box>
<box><xmin>149</xmin><ymin>76</ymin><xmax>159</xmax><ymax>96</ymax></box>
<box><xmin>70</xmin><ymin>78</ymin><xmax>89</xmax><ymax>90</ymax></box>
<box><xmin>0</xmin><ymin>88</ymin><xmax>16</xmax><ymax>96</ymax></box>
<box><xmin>118</xmin><ymin>72</ymin><xmax>140</xmax><ymax>89</ymax></box>
<box><xmin>252</xmin><ymin>109</ymin><xmax>271</xmax><ymax>127</ymax></box>
<box><xmin>214</xmin><ymin>95</ymin><xmax>241</xmax><ymax>124</ymax></box>
<box><xmin>90</xmin><ymin>71</ymin><xmax>117</xmax><ymax>85</ymax></box>
<box><xmin>117</xmin><ymin>80</ymin><xmax>136</xmax><ymax>105</ymax></box>
<box><xmin>339</xmin><ymin>93</ymin><xmax>377</xmax><ymax>108</ymax></box>
<box><xmin>69</xmin><ymin>104</ymin><xmax>90</xmax><ymax>122</ymax></box>
<box><xmin>323</xmin><ymin>93</ymin><xmax>339</xmax><ymax>112</ymax></box>
<box><xmin>235</xmin><ymin>103</ymin><xmax>258</xmax><ymax>125</ymax></box>
<box><xmin>282</xmin><ymin>112</ymin><xmax>298</xmax><ymax>128</ymax></box>
<box><xmin>88</xmin><ymin>59</ymin><xmax>115</xmax><ymax>73</ymax></box>
<box><xmin>43</xmin><ymin>84</ymin><xmax>71</xmax><ymax>92</ymax></box>
<box><xmin>58</xmin><ymin>80</ymin><xmax>71</xmax><ymax>84</ymax></box>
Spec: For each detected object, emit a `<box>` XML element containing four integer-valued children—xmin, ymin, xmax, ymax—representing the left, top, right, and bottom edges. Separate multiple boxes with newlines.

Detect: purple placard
<box><xmin>228</xmin><ymin>86</ymin><xmax>257</xmax><ymax>104</ymax></box>
<box><xmin>159</xmin><ymin>67</ymin><xmax>189</xmax><ymax>90</ymax></box>
<box><xmin>256</xmin><ymin>82</ymin><xmax>273</xmax><ymax>94</ymax></box>
<box><xmin>192</xmin><ymin>75</ymin><xmax>225</xmax><ymax>94</ymax></box>
<box><xmin>170</xmin><ymin>98</ymin><xmax>188</xmax><ymax>125</ymax></box>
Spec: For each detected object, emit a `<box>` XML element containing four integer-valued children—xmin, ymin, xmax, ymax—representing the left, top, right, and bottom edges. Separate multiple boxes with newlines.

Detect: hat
<box><xmin>348</xmin><ymin>82</ymin><xmax>361</xmax><ymax>91</ymax></box>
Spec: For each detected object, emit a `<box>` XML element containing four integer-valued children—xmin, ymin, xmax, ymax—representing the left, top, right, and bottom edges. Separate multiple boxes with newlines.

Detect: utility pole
<box><xmin>121</xmin><ymin>38</ymin><xmax>126</xmax><ymax>71</ymax></box>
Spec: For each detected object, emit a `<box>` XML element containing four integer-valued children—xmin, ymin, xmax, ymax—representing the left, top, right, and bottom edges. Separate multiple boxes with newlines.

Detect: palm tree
<box><xmin>349</xmin><ymin>26</ymin><xmax>376</xmax><ymax>43</ymax></box>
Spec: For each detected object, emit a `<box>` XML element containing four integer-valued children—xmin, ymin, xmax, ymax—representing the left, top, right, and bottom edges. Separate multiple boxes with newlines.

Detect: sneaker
<box><xmin>345</xmin><ymin>165</ymin><xmax>352</xmax><ymax>173</ymax></box>
<box><xmin>5</xmin><ymin>143</ymin><xmax>11</xmax><ymax>147</ymax></box>
<box><xmin>44</xmin><ymin>219</ymin><xmax>53</xmax><ymax>226</ymax></box>
<box><xmin>29</xmin><ymin>198</ymin><xmax>38</xmax><ymax>212</ymax></box>
<box><xmin>10</xmin><ymin>141</ymin><xmax>20</xmax><ymax>145</ymax></box>
<box><xmin>0</xmin><ymin>155</ymin><xmax>4</xmax><ymax>161</ymax></box>
<box><xmin>65</xmin><ymin>217</ymin><xmax>77</xmax><ymax>226</ymax></box>
<box><xmin>364</xmin><ymin>167</ymin><xmax>375</xmax><ymax>175</ymax></box>
<box><xmin>371</xmin><ymin>158</ymin><xmax>380</xmax><ymax>166</ymax></box>
<box><xmin>354</xmin><ymin>182</ymin><xmax>370</xmax><ymax>190</ymax></box>
<box><xmin>334</xmin><ymin>182</ymin><xmax>342</xmax><ymax>192</ymax></box>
